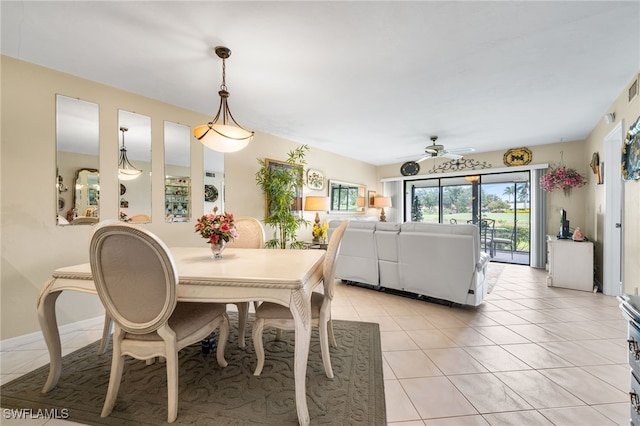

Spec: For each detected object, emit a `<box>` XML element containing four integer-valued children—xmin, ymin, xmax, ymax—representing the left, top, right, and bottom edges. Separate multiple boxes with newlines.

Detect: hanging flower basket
<box><xmin>540</xmin><ymin>165</ymin><xmax>586</xmax><ymax>194</ymax></box>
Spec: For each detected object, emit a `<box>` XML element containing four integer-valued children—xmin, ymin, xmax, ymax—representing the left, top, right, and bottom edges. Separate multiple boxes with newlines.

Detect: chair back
<box><xmin>89</xmin><ymin>221</ymin><xmax>178</xmax><ymax>335</ymax></box>
<box><xmin>226</xmin><ymin>217</ymin><xmax>265</xmax><ymax>249</ymax></box>
<box><xmin>323</xmin><ymin>220</ymin><xmax>348</xmax><ymax>300</ymax></box>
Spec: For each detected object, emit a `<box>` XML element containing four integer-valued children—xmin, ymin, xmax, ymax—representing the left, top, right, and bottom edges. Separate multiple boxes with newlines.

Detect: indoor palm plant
<box><xmin>255</xmin><ymin>145</ymin><xmax>309</xmax><ymax>249</ymax></box>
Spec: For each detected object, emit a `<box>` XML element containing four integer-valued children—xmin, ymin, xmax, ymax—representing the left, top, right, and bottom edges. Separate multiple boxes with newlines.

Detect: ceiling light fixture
<box><xmin>118</xmin><ymin>127</ymin><xmax>142</xmax><ymax>181</ymax></box>
<box><xmin>193</xmin><ymin>46</ymin><xmax>254</xmax><ymax>153</ymax></box>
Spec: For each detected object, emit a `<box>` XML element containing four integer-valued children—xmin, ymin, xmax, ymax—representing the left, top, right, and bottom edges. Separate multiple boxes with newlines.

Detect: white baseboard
<box><xmin>0</xmin><ymin>316</ymin><xmax>104</xmax><ymax>351</ymax></box>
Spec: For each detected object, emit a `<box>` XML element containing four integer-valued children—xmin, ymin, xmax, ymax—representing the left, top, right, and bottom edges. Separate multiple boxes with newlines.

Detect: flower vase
<box><xmin>563</xmin><ymin>187</ymin><xmax>571</xmax><ymax>197</ymax></box>
<box><xmin>209</xmin><ymin>241</ymin><xmax>226</xmax><ymax>259</ymax></box>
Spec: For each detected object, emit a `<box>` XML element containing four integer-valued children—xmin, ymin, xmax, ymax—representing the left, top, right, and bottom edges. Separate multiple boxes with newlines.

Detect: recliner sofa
<box><xmin>328</xmin><ymin>220</ymin><xmax>491</xmax><ymax>306</ymax></box>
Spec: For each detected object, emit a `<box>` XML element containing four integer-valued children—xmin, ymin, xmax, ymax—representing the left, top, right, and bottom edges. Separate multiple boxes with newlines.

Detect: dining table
<box><xmin>37</xmin><ymin>246</ymin><xmax>326</xmax><ymax>426</ymax></box>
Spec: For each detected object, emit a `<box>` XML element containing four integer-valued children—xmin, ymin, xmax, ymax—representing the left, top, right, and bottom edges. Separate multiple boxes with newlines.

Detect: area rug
<box><xmin>487</xmin><ymin>261</ymin><xmax>506</xmax><ymax>294</ymax></box>
<box><xmin>0</xmin><ymin>317</ymin><xmax>385</xmax><ymax>425</ymax></box>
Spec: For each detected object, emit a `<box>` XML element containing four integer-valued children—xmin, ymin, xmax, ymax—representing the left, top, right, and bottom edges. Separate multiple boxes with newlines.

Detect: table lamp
<box><xmin>304</xmin><ymin>196</ymin><xmax>330</xmax><ymax>226</ymax></box>
<box><xmin>373</xmin><ymin>196</ymin><xmax>392</xmax><ymax>222</ymax></box>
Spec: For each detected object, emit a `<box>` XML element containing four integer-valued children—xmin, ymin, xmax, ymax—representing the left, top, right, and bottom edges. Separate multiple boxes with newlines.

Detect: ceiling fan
<box><xmin>416</xmin><ymin>136</ymin><xmax>474</xmax><ymax>163</ymax></box>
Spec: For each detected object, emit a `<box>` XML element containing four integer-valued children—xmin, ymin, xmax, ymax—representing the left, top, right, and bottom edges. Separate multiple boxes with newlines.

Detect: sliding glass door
<box><xmin>405</xmin><ymin>171</ymin><xmax>530</xmax><ymax>265</ymax></box>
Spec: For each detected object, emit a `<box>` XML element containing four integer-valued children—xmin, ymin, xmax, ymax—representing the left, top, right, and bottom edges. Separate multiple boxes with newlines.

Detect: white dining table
<box><xmin>37</xmin><ymin>247</ymin><xmax>325</xmax><ymax>426</ymax></box>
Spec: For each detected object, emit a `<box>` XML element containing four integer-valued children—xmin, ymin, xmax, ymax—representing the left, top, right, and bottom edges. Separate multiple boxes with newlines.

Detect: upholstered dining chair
<box><xmin>89</xmin><ymin>221</ymin><xmax>229</xmax><ymax>423</ymax></box>
<box><xmin>226</xmin><ymin>216</ymin><xmax>265</xmax><ymax>249</ymax></box>
<box><xmin>252</xmin><ymin>220</ymin><xmax>348</xmax><ymax>379</ymax></box>
<box><xmin>225</xmin><ymin>217</ymin><xmax>266</xmax><ymax>348</ymax></box>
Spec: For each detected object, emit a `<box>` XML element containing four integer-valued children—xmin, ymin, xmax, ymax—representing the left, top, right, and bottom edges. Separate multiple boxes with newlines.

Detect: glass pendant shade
<box><xmin>195</xmin><ymin>46</ymin><xmax>254</xmax><ymax>153</ymax></box>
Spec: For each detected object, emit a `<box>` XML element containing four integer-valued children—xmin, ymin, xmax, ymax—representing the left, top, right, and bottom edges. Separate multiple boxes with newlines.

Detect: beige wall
<box><xmin>0</xmin><ymin>56</ymin><xmax>377</xmax><ymax>340</ymax></box>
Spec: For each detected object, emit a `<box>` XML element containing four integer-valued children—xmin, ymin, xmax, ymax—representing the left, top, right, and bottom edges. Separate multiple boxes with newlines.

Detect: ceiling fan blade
<box><xmin>448</xmin><ymin>147</ymin><xmax>475</xmax><ymax>154</ymax></box>
<box><xmin>442</xmin><ymin>152</ymin><xmax>463</xmax><ymax>160</ymax></box>
<box><xmin>416</xmin><ymin>155</ymin><xmax>430</xmax><ymax>163</ymax></box>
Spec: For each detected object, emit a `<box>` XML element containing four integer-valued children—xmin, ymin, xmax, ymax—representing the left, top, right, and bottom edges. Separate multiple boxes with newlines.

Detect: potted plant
<box><xmin>255</xmin><ymin>145</ymin><xmax>309</xmax><ymax>249</ymax></box>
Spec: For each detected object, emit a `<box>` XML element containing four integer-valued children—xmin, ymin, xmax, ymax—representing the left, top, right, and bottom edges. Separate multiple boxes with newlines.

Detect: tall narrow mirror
<box><xmin>118</xmin><ymin>110</ymin><xmax>151</xmax><ymax>223</ymax></box>
<box><xmin>204</xmin><ymin>148</ymin><xmax>224</xmax><ymax>214</ymax></box>
<box><xmin>164</xmin><ymin>121</ymin><xmax>191</xmax><ymax>222</ymax></box>
<box><xmin>56</xmin><ymin>95</ymin><xmax>100</xmax><ymax>226</ymax></box>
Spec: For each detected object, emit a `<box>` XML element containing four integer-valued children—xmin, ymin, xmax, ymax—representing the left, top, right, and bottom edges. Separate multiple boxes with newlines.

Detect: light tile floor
<box><xmin>0</xmin><ymin>264</ymin><xmax>631</xmax><ymax>425</ymax></box>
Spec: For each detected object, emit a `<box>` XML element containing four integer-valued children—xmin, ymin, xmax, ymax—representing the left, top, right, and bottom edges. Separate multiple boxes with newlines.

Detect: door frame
<box><xmin>603</xmin><ymin>120</ymin><xmax>625</xmax><ymax>296</ymax></box>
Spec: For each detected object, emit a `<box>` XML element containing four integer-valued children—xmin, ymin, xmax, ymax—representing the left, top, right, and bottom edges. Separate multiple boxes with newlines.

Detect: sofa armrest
<box><xmin>476</xmin><ymin>252</ymin><xmax>491</xmax><ymax>272</ymax></box>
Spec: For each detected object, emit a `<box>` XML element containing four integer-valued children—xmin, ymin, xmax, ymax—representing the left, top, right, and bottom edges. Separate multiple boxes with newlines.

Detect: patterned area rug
<box><xmin>0</xmin><ymin>317</ymin><xmax>384</xmax><ymax>425</ymax></box>
<box><xmin>487</xmin><ymin>261</ymin><xmax>506</xmax><ymax>294</ymax></box>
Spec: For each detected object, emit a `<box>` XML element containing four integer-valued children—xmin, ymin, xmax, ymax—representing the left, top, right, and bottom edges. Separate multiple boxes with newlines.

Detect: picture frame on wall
<box><xmin>264</xmin><ymin>158</ymin><xmax>303</xmax><ymax>218</ymax></box>
<box><xmin>368</xmin><ymin>190</ymin><xmax>376</xmax><ymax>208</ymax></box>
<box><xmin>306</xmin><ymin>168</ymin><xmax>325</xmax><ymax>190</ymax></box>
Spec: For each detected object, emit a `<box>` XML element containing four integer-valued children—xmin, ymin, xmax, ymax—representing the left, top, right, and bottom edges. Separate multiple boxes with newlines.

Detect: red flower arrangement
<box><xmin>540</xmin><ymin>166</ymin><xmax>586</xmax><ymax>193</ymax></box>
<box><xmin>195</xmin><ymin>207</ymin><xmax>237</xmax><ymax>244</ymax></box>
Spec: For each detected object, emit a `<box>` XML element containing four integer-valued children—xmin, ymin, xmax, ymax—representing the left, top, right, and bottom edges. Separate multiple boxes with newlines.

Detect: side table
<box><xmin>303</xmin><ymin>242</ymin><xmax>327</xmax><ymax>250</ymax></box>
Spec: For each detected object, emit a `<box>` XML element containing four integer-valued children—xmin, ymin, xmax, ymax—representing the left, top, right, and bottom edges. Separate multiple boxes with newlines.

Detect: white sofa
<box><xmin>328</xmin><ymin>220</ymin><xmax>491</xmax><ymax>306</ymax></box>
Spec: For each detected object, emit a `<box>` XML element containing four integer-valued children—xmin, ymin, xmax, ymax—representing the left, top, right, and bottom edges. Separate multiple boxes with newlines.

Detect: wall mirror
<box><xmin>71</xmin><ymin>168</ymin><xmax>100</xmax><ymax>224</ymax></box>
<box><xmin>204</xmin><ymin>147</ymin><xmax>224</xmax><ymax>214</ymax></box>
<box><xmin>56</xmin><ymin>94</ymin><xmax>99</xmax><ymax>226</ymax></box>
<box><xmin>164</xmin><ymin>121</ymin><xmax>191</xmax><ymax>222</ymax></box>
<box><xmin>328</xmin><ymin>180</ymin><xmax>366</xmax><ymax>213</ymax></box>
<box><xmin>118</xmin><ymin>110</ymin><xmax>151</xmax><ymax>223</ymax></box>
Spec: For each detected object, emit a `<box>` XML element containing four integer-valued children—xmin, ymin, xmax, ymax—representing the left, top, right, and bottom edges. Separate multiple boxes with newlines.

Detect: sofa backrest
<box><xmin>400</xmin><ymin>222</ymin><xmax>481</xmax><ymax>261</ymax></box>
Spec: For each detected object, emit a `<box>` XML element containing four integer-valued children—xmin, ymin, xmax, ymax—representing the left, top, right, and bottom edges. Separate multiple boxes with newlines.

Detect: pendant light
<box><xmin>193</xmin><ymin>46</ymin><xmax>254</xmax><ymax>153</ymax></box>
<box><xmin>118</xmin><ymin>127</ymin><xmax>142</xmax><ymax>181</ymax></box>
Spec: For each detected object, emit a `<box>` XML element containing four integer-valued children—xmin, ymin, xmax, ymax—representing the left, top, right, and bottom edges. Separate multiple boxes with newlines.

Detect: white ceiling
<box><xmin>2</xmin><ymin>1</ymin><xmax>639</xmax><ymax>166</ymax></box>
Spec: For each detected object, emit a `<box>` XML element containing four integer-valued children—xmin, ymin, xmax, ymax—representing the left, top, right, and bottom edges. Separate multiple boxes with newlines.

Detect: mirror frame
<box><xmin>328</xmin><ymin>179</ymin><xmax>366</xmax><ymax>214</ymax></box>
<box><xmin>56</xmin><ymin>94</ymin><xmax>99</xmax><ymax>226</ymax></box>
<box><xmin>118</xmin><ymin>110</ymin><xmax>152</xmax><ymax>223</ymax></box>
<box><xmin>164</xmin><ymin>121</ymin><xmax>191</xmax><ymax>223</ymax></box>
<box><xmin>69</xmin><ymin>167</ymin><xmax>99</xmax><ymax>224</ymax></box>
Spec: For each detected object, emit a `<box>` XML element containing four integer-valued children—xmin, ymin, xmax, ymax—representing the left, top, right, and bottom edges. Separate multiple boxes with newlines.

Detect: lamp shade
<box><xmin>373</xmin><ymin>196</ymin><xmax>392</xmax><ymax>208</ymax></box>
<box><xmin>193</xmin><ymin>124</ymin><xmax>253</xmax><ymax>153</ymax></box>
<box><xmin>304</xmin><ymin>196</ymin><xmax>330</xmax><ymax>212</ymax></box>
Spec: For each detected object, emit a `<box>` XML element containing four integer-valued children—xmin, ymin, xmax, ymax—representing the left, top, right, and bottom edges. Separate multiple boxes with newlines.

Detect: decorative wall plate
<box><xmin>401</xmin><ymin>161</ymin><xmax>420</xmax><ymax>176</ymax></box>
<box><xmin>503</xmin><ymin>147</ymin><xmax>532</xmax><ymax>166</ymax></box>
<box><xmin>204</xmin><ymin>184</ymin><xmax>219</xmax><ymax>202</ymax></box>
<box><xmin>120</xmin><ymin>183</ymin><xmax>126</xmax><ymax>195</ymax></box>
<box><xmin>306</xmin><ymin>168</ymin><xmax>325</xmax><ymax>190</ymax></box>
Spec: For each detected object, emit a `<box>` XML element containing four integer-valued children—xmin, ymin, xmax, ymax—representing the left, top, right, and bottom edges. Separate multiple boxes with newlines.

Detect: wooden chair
<box><xmin>226</xmin><ymin>217</ymin><xmax>266</xmax><ymax>348</ymax></box>
<box><xmin>89</xmin><ymin>221</ymin><xmax>229</xmax><ymax>423</ymax></box>
<box><xmin>252</xmin><ymin>220</ymin><xmax>348</xmax><ymax>379</ymax></box>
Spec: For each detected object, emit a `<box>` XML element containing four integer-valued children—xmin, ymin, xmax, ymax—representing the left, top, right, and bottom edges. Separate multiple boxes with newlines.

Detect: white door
<box><xmin>603</xmin><ymin>121</ymin><xmax>624</xmax><ymax>296</ymax></box>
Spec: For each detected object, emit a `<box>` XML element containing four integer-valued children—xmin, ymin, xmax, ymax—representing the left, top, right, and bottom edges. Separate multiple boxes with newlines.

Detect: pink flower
<box><xmin>195</xmin><ymin>209</ymin><xmax>237</xmax><ymax>244</ymax></box>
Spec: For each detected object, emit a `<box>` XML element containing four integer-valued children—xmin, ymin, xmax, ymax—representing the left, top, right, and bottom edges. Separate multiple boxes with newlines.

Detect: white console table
<box><xmin>546</xmin><ymin>238</ymin><xmax>594</xmax><ymax>291</ymax></box>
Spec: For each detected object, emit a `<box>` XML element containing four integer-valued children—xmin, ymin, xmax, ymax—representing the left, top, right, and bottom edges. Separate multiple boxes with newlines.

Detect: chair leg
<box><xmin>319</xmin><ymin>320</ymin><xmax>334</xmax><ymax>379</ymax></box>
<box><xmin>275</xmin><ymin>329</ymin><xmax>284</xmax><ymax>341</ymax></box>
<box><xmin>252</xmin><ymin>318</ymin><xmax>265</xmax><ymax>376</ymax></box>
<box><xmin>216</xmin><ymin>314</ymin><xmax>229</xmax><ymax>368</ymax></box>
<box><xmin>98</xmin><ymin>315</ymin><xmax>112</xmax><ymax>355</ymax></box>
<box><xmin>101</xmin><ymin>353</ymin><xmax>124</xmax><ymax>418</ymax></box>
<box><xmin>327</xmin><ymin>319</ymin><xmax>337</xmax><ymax>348</ymax></box>
<box><xmin>235</xmin><ymin>302</ymin><xmax>249</xmax><ymax>349</ymax></box>
<box><xmin>165</xmin><ymin>348</ymin><xmax>178</xmax><ymax>423</ymax></box>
